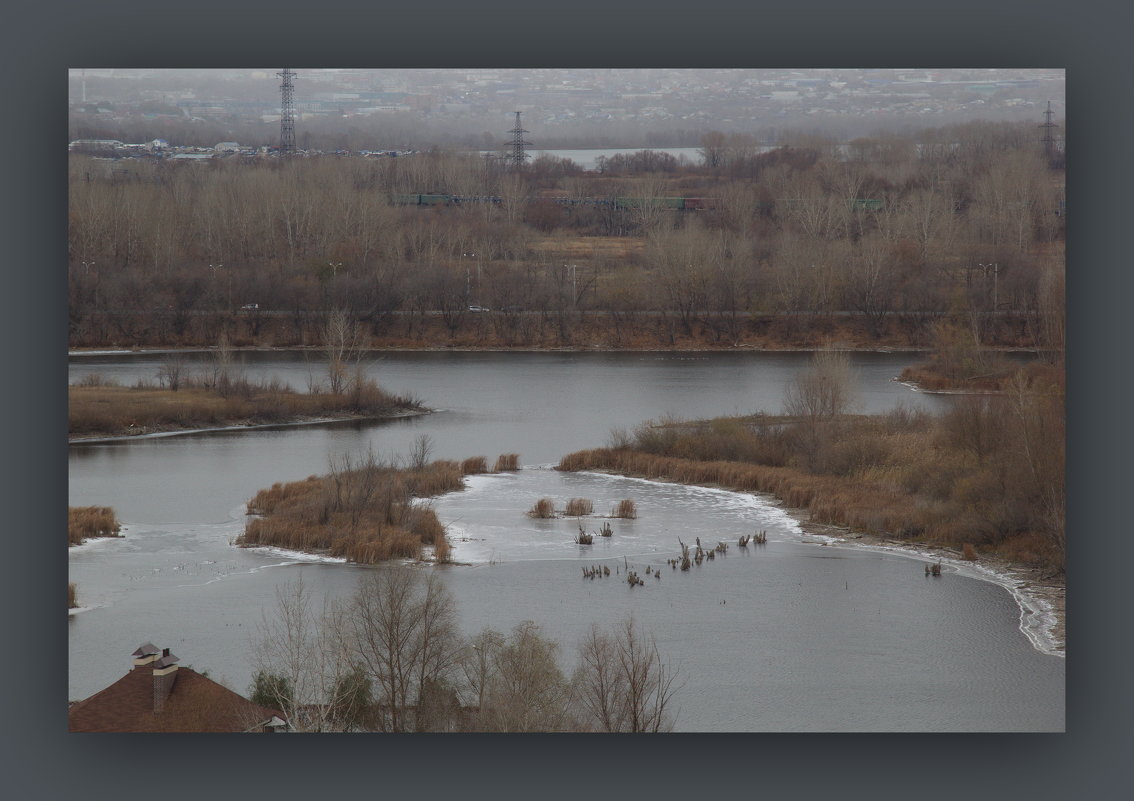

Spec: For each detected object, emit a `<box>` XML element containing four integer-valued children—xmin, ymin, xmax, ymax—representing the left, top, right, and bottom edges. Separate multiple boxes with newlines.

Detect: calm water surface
<box><xmin>68</xmin><ymin>350</ymin><xmax>1063</xmax><ymax>731</ymax></box>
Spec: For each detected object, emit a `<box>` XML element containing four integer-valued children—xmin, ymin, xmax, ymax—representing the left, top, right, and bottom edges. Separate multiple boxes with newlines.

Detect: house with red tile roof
<box><xmin>68</xmin><ymin>642</ymin><xmax>287</xmax><ymax>733</ymax></box>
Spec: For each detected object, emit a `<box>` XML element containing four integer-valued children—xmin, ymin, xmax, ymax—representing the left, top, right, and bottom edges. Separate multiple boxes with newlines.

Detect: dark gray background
<box><xmin>9</xmin><ymin>0</ymin><xmax>1124</xmax><ymax>798</ymax></box>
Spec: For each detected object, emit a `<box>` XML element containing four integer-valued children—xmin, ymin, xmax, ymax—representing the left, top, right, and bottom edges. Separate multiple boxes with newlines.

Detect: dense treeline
<box><xmin>69</xmin><ymin>120</ymin><xmax>1064</xmax><ymax>351</ymax></box>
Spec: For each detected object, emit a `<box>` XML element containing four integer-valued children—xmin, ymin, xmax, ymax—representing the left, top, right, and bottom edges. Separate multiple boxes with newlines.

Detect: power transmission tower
<box><xmin>1040</xmin><ymin>100</ymin><xmax>1059</xmax><ymax>161</ymax></box>
<box><xmin>278</xmin><ymin>68</ymin><xmax>296</xmax><ymax>156</ymax></box>
<box><xmin>507</xmin><ymin>111</ymin><xmax>531</xmax><ymax>168</ymax></box>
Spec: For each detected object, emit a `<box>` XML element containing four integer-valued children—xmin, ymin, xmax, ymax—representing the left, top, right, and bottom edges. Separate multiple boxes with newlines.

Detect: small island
<box><xmin>69</xmin><ymin>374</ymin><xmax>424</xmax><ymax>441</ymax></box>
<box><xmin>237</xmin><ymin>449</ymin><xmax>521</xmax><ymax>564</ymax></box>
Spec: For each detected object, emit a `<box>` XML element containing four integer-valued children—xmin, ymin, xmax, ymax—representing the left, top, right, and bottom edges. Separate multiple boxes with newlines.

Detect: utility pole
<box><xmin>278</xmin><ymin>68</ymin><xmax>296</xmax><ymax>156</ymax></box>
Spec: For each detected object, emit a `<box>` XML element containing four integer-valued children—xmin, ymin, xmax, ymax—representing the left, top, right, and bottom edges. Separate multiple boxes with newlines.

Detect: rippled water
<box><xmin>68</xmin><ymin>350</ymin><xmax>1063</xmax><ymax>731</ymax></box>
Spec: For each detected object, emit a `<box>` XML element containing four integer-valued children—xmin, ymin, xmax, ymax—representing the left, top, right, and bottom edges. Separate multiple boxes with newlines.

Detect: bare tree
<box><xmin>250</xmin><ymin>576</ymin><xmax>359</xmax><ymax>732</ymax></box>
<box><xmin>457</xmin><ymin>628</ymin><xmax>505</xmax><ymax>720</ymax></box>
<box><xmin>323</xmin><ymin>308</ymin><xmax>365</xmax><ymax>395</ymax></box>
<box><xmin>784</xmin><ymin>348</ymin><xmax>857</xmax><ymax>469</ymax></box>
<box><xmin>345</xmin><ymin>568</ymin><xmax>461</xmax><ymax>732</ymax></box>
<box><xmin>474</xmin><ymin>621</ymin><xmax>576</xmax><ymax>732</ymax></box>
<box><xmin>574</xmin><ymin>615</ymin><xmax>681</xmax><ymax>732</ymax></box>
<box><xmin>157</xmin><ymin>355</ymin><xmax>186</xmax><ymax>392</ymax></box>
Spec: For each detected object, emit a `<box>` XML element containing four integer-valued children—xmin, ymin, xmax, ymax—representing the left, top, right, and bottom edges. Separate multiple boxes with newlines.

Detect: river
<box><xmin>68</xmin><ymin>349</ymin><xmax>1064</xmax><ymax>731</ymax></box>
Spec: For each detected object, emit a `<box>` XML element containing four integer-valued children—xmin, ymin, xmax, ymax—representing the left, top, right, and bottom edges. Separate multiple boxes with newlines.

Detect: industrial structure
<box><xmin>278</xmin><ymin>68</ymin><xmax>296</xmax><ymax>155</ymax></box>
<box><xmin>1040</xmin><ymin>100</ymin><xmax>1060</xmax><ymax>162</ymax></box>
<box><xmin>507</xmin><ymin>111</ymin><xmax>530</xmax><ymax>167</ymax></box>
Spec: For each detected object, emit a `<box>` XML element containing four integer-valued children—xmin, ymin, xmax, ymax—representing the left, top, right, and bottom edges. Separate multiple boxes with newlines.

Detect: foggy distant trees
<box><xmin>68</xmin><ymin>119</ymin><xmax>1063</xmax><ymax>349</ymax></box>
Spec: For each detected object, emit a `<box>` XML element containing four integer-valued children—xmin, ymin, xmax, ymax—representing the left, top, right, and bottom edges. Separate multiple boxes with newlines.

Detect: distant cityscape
<box><xmin>68</xmin><ymin>68</ymin><xmax>1065</xmax><ymax>154</ymax></box>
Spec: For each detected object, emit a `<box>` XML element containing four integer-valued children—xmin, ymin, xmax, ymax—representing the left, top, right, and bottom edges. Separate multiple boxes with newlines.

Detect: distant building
<box><xmin>68</xmin><ymin>642</ymin><xmax>286</xmax><ymax>733</ymax></box>
<box><xmin>68</xmin><ymin>139</ymin><xmax>123</xmax><ymax>155</ymax></box>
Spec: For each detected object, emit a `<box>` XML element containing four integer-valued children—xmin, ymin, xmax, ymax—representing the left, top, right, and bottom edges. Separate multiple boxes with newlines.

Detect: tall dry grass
<box><xmin>494</xmin><ymin>453</ymin><xmax>520</xmax><ymax>471</ymax></box>
<box><xmin>69</xmin><ymin>506</ymin><xmax>121</xmax><ymax>545</ymax></box>
<box><xmin>528</xmin><ymin>498</ymin><xmax>556</xmax><ymax>519</ymax></box>
<box><xmin>68</xmin><ymin>582</ymin><xmax>78</xmax><ymax>609</ymax></box>
<box><xmin>461</xmin><ymin>456</ymin><xmax>489</xmax><ymax>475</ymax></box>
<box><xmin>564</xmin><ymin>498</ymin><xmax>594</xmax><ymax>516</ymax></box>
<box><xmin>612</xmin><ymin>499</ymin><xmax>637</xmax><ymax>519</ymax></box>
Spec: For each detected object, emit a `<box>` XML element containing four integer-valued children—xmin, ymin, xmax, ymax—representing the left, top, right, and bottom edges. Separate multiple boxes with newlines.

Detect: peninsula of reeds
<box><xmin>559</xmin><ymin>364</ymin><xmax>1064</xmax><ymax>575</ymax></box>
<box><xmin>69</xmin><ymin>372</ymin><xmax>423</xmax><ymax>440</ymax></box>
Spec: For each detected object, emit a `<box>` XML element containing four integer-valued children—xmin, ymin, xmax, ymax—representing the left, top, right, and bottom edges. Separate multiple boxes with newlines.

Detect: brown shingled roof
<box><xmin>69</xmin><ymin>664</ymin><xmax>285</xmax><ymax>733</ymax></box>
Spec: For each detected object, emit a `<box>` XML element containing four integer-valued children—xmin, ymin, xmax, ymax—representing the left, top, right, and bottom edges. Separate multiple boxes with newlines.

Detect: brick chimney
<box><xmin>151</xmin><ymin>648</ymin><xmax>180</xmax><ymax>714</ymax></box>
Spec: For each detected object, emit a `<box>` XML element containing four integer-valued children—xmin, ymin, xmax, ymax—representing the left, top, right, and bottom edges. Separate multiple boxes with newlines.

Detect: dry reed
<box><xmin>528</xmin><ymin>498</ymin><xmax>556</xmax><ymax>519</ymax></box>
<box><xmin>69</xmin><ymin>506</ymin><xmax>121</xmax><ymax>545</ymax></box>
<box><xmin>461</xmin><ymin>456</ymin><xmax>489</xmax><ymax>475</ymax></box>
<box><xmin>611</xmin><ymin>499</ymin><xmax>637</xmax><ymax>519</ymax></box>
<box><xmin>493</xmin><ymin>453</ymin><xmax>520</xmax><ymax>471</ymax></box>
<box><xmin>564</xmin><ymin>498</ymin><xmax>594</xmax><ymax>516</ymax></box>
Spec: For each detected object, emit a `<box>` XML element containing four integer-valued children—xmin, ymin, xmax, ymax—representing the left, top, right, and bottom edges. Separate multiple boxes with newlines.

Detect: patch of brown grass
<box><xmin>68</xmin><ymin>582</ymin><xmax>78</xmax><ymax>609</ymax></box>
